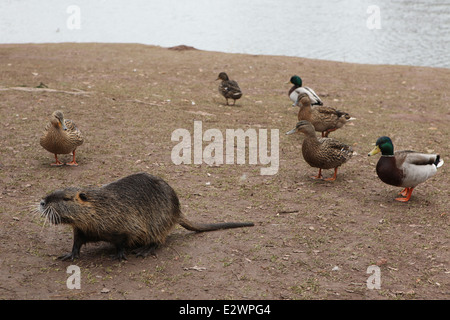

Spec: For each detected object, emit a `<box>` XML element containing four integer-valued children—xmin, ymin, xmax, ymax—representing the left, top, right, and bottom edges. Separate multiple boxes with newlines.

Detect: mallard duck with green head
<box><xmin>286</xmin><ymin>120</ymin><xmax>354</xmax><ymax>181</ymax></box>
<box><xmin>296</xmin><ymin>93</ymin><xmax>353</xmax><ymax>137</ymax></box>
<box><xmin>40</xmin><ymin>110</ymin><xmax>84</xmax><ymax>166</ymax></box>
<box><xmin>368</xmin><ymin>136</ymin><xmax>444</xmax><ymax>202</ymax></box>
<box><xmin>216</xmin><ymin>72</ymin><xmax>242</xmax><ymax>105</ymax></box>
<box><xmin>288</xmin><ymin>75</ymin><xmax>323</xmax><ymax>107</ymax></box>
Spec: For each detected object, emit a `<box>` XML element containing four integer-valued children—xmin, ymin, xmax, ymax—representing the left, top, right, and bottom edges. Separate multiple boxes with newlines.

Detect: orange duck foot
<box><xmin>395</xmin><ymin>187</ymin><xmax>414</xmax><ymax>202</ymax></box>
<box><xmin>324</xmin><ymin>168</ymin><xmax>338</xmax><ymax>181</ymax></box>
<box><xmin>65</xmin><ymin>151</ymin><xmax>79</xmax><ymax>166</ymax></box>
<box><xmin>50</xmin><ymin>154</ymin><xmax>64</xmax><ymax>166</ymax></box>
<box><xmin>311</xmin><ymin>168</ymin><xmax>323</xmax><ymax>180</ymax></box>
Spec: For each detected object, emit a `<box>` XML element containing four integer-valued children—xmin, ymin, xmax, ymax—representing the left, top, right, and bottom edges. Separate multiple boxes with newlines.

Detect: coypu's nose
<box><xmin>40</xmin><ymin>199</ymin><xmax>46</xmax><ymax>207</ymax></box>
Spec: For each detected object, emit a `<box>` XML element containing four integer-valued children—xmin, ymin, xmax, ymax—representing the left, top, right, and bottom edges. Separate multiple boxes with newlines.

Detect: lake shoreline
<box><xmin>2</xmin><ymin>42</ymin><xmax>449</xmax><ymax>71</ymax></box>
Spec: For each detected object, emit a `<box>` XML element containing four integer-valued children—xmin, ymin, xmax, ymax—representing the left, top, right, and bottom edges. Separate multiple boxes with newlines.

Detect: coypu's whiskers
<box><xmin>24</xmin><ymin>201</ymin><xmax>39</xmax><ymax>216</ymax></box>
<box><xmin>39</xmin><ymin>206</ymin><xmax>61</xmax><ymax>227</ymax></box>
<box><xmin>40</xmin><ymin>210</ymin><xmax>49</xmax><ymax>231</ymax></box>
<box><xmin>48</xmin><ymin>208</ymin><xmax>55</xmax><ymax>225</ymax></box>
<box><xmin>49</xmin><ymin>207</ymin><xmax>60</xmax><ymax>225</ymax></box>
<box><xmin>54</xmin><ymin>208</ymin><xmax>62</xmax><ymax>225</ymax></box>
<box><xmin>29</xmin><ymin>204</ymin><xmax>41</xmax><ymax>219</ymax></box>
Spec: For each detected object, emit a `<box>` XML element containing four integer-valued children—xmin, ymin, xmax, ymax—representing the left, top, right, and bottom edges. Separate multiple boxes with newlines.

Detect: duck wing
<box><xmin>318</xmin><ymin>138</ymin><xmax>354</xmax><ymax>164</ymax></box>
<box><xmin>292</xmin><ymin>86</ymin><xmax>323</xmax><ymax>106</ymax></box>
<box><xmin>395</xmin><ymin>151</ymin><xmax>441</xmax><ymax>187</ymax></box>
<box><xmin>303</xmin><ymin>87</ymin><xmax>323</xmax><ymax>105</ymax></box>
<box><xmin>314</xmin><ymin>106</ymin><xmax>349</xmax><ymax>119</ymax></box>
<box><xmin>322</xmin><ymin>138</ymin><xmax>353</xmax><ymax>155</ymax></box>
<box><xmin>64</xmin><ymin>119</ymin><xmax>84</xmax><ymax>147</ymax></box>
<box><xmin>220</xmin><ymin>80</ymin><xmax>242</xmax><ymax>98</ymax></box>
<box><xmin>396</xmin><ymin>151</ymin><xmax>438</xmax><ymax>166</ymax></box>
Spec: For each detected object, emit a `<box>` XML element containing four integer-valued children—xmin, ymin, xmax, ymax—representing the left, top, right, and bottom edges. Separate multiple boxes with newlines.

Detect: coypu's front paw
<box><xmin>111</xmin><ymin>252</ymin><xmax>127</xmax><ymax>262</ymax></box>
<box><xmin>111</xmin><ymin>246</ymin><xmax>128</xmax><ymax>262</ymax></box>
<box><xmin>58</xmin><ymin>252</ymin><xmax>79</xmax><ymax>261</ymax></box>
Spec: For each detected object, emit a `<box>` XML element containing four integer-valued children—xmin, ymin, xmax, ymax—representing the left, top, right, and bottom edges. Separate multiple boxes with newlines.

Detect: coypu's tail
<box><xmin>179</xmin><ymin>215</ymin><xmax>254</xmax><ymax>232</ymax></box>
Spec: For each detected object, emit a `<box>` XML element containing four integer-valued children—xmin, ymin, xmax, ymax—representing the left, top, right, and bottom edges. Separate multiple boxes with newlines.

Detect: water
<box><xmin>1</xmin><ymin>0</ymin><xmax>449</xmax><ymax>68</ymax></box>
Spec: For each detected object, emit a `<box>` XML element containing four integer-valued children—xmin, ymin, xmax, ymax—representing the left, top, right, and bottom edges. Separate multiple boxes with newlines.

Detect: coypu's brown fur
<box><xmin>39</xmin><ymin>172</ymin><xmax>254</xmax><ymax>261</ymax></box>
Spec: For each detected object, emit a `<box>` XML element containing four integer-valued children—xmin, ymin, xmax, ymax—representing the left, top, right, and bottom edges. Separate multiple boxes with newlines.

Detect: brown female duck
<box><xmin>296</xmin><ymin>93</ymin><xmax>353</xmax><ymax>137</ymax></box>
<box><xmin>216</xmin><ymin>72</ymin><xmax>242</xmax><ymax>105</ymax></box>
<box><xmin>40</xmin><ymin>110</ymin><xmax>84</xmax><ymax>166</ymax></box>
<box><xmin>286</xmin><ymin>120</ymin><xmax>353</xmax><ymax>181</ymax></box>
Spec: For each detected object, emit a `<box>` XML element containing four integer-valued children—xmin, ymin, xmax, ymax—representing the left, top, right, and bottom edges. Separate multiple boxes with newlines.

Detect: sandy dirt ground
<box><xmin>0</xmin><ymin>43</ymin><xmax>448</xmax><ymax>300</ymax></box>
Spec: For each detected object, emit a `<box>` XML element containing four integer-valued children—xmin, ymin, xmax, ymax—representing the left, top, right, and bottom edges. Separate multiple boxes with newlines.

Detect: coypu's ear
<box><xmin>76</xmin><ymin>192</ymin><xmax>89</xmax><ymax>202</ymax></box>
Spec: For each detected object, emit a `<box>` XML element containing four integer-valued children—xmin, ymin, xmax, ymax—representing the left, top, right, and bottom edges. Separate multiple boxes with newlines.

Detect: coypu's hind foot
<box><xmin>133</xmin><ymin>243</ymin><xmax>159</xmax><ymax>258</ymax></box>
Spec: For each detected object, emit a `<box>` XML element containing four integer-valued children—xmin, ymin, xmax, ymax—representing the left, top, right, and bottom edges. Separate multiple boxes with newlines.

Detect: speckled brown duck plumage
<box><xmin>286</xmin><ymin>120</ymin><xmax>353</xmax><ymax>181</ymax></box>
<box><xmin>296</xmin><ymin>93</ymin><xmax>353</xmax><ymax>137</ymax></box>
<box><xmin>40</xmin><ymin>110</ymin><xmax>84</xmax><ymax>166</ymax></box>
<box><xmin>368</xmin><ymin>136</ymin><xmax>443</xmax><ymax>202</ymax></box>
<box><xmin>216</xmin><ymin>72</ymin><xmax>242</xmax><ymax>105</ymax></box>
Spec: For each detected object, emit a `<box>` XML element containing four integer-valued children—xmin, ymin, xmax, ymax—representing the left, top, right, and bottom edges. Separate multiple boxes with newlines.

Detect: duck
<box><xmin>286</xmin><ymin>120</ymin><xmax>354</xmax><ymax>181</ymax></box>
<box><xmin>288</xmin><ymin>75</ymin><xmax>323</xmax><ymax>107</ymax></box>
<box><xmin>296</xmin><ymin>92</ymin><xmax>353</xmax><ymax>137</ymax></box>
<box><xmin>40</xmin><ymin>110</ymin><xmax>84</xmax><ymax>166</ymax></box>
<box><xmin>368</xmin><ymin>136</ymin><xmax>443</xmax><ymax>202</ymax></box>
<box><xmin>216</xmin><ymin>72</ymin><xmax>242</xmax><ymax>105</ymax></box>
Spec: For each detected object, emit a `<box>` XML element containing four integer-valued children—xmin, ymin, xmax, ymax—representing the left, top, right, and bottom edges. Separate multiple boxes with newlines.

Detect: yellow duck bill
<box><xmin>368</xmin><ymin>145</ymin><xmax>381</xmax><ymax>156</ymax></box>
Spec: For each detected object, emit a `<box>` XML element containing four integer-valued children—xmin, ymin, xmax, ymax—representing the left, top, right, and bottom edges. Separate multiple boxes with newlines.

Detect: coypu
<box><xmin>39</xmin><ymin>172</ymin><xmax>254</xmax><ymax>261</ymax></box>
